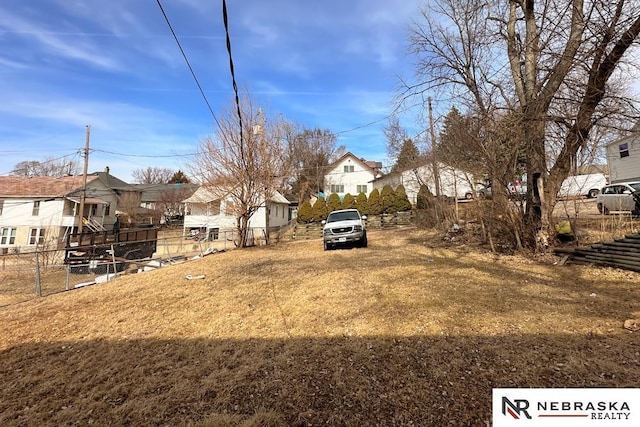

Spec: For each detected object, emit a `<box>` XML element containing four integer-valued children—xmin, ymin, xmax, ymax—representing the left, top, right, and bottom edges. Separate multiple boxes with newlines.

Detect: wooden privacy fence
<box><xmin>555</xmin><ymin>232</ymin><xmax>640</xmax><ymax>272</ymax></box>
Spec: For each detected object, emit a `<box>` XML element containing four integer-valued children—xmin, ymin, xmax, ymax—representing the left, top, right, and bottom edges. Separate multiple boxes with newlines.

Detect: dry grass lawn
<box><xmin>1</xmin><ymin>226</ymin><xmax>639</xmax><ymax>426</ymax></box>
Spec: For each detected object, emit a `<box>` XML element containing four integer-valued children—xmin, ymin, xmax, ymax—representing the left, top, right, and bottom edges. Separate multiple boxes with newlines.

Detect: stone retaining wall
<box><xmin>292</xmin><ymin>211</ymin><xmax>414</xmax><ymax>240</ymax></box>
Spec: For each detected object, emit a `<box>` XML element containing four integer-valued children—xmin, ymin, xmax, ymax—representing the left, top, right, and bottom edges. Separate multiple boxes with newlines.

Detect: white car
<box><xmin>596</xmin><ymin>182</ymin><xmax>640</xmax><ymax>214</ymax></box>
<box><xmin>322</xmin><ymin>209</ymin><xmax>367</xmax><ymax>250</ymax></box>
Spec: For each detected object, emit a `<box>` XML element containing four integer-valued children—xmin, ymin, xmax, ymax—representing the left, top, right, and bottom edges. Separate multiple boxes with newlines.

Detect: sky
<box><xmin>0</xmin><ymin>0</ymin><xmax>423</xmax><ymax>182</ymax></box>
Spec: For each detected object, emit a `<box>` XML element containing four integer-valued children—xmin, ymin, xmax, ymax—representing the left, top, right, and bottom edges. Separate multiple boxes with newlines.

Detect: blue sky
<box><xmin>0</xmin><ymin>0</ymin><xmax>422</xmax><ymax>182</ymax></box>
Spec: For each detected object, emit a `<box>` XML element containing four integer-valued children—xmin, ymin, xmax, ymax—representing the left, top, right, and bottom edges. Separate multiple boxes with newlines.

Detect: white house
<box><xmin>183</xmin><ymin>187</ymin><xmax>290</xmax><ymax>241</ymax></box>
<box><xmin>372</xmin><ymin>162</ymin><xmax>476</xmax><ymax>204</ymax></box>
<box><xmin>323</xmin><ymin>152</ymin><xmax>383</xmax><ymax>198</ymax></box>
<box><xmin>606</xmin><ymin>123</ymin><xmax>640</xmax><ymax>183</ymax></box>
<box><xmin>0</xmin><ymin>175</ymin><xmax>118</xmax><ymax>252</ymax></box>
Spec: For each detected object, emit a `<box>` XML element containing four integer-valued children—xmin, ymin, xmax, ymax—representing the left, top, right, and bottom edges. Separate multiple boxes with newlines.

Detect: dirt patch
<box><xmin>1</xmin><ymin>227</ymin><xmax>639</xmax><ymax>426</ymax></box>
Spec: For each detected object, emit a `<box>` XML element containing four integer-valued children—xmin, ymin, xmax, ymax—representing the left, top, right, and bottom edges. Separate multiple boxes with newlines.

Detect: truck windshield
<box><xmin>327</xmin><ymin>211</ymin><xmax>360</xmax><ymax>223</ymax></box>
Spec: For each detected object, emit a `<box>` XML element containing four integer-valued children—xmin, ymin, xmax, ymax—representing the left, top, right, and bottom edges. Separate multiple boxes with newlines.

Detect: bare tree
<box><xmin>132</xmin><ymin>167</ymin><xmax>175</xmax><ymax>184</ymax></box>
<box><xmin>116</xmin><ymin>191</ymin><xmax>143</xmax><ymax>226</ymax></box>
<box><xmin>407</xmin><ymin>0</ymin><xmax>640</xmax><ymax>249</ymax></box>
<box><xmin>190</xmin><ymin>93</ymin><xmax>287</xmax><ymax>248</ymax></box>
<box><xmin>11</xmin><ymin>157</ymin><xmax>80</xmax><ymax>177</ymax></box>
<box><xmin>283</xmin><ymin>126</ymin><xmax>345</xmax><ymax>202</ymax></box>
<box><xmin>156</xmin><ymin>186</ymin><xmax>192</xmax><ymax>226</ymax></box>
<box><xmin>383</xmin><ymin>116</ymin><xmax>411</xmax><ymax>161</ymax></box>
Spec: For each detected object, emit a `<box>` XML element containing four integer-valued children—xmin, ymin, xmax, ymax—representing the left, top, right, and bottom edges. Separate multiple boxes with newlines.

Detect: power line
<box><xmin>222</xmin><ymin>0</ymin><xmax>245</xmax><ymax>162</ymax></box>
<box><xmin>92</xmin><ymin>149</ymin><xmax>199</xmax><ymax>158</ymax></box>
<box><xmin>155</xmin><ymin>0</ymin><xmax>222</xmax><ymax>130</ymax></box>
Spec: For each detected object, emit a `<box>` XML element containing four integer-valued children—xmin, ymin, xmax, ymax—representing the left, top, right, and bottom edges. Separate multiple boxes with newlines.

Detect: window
<box><xmin>0</xmin><ymin>228</ymin><xmax>16</xmax><ymax>245</ymax></box>
<box><xmin>91</xmin><ymin>204</ymin><xmax>98</xmax><ymax>216</ymax></box>
<box><xmin>225</xmin><ymin>201</ymin><xmax>235</xmax><ymax>216</ymax></box>
<box><xmin>343</xmin><ymin>165</ymin><xmax>355</xmax><ymax>173</ymax></box>
<box><xmin>105</xmin><ymin>204</ymin><xmax>111</xmax><ymax>216</ymax></box>
<box><xmin>619</xmin><ymin>143</ymin><xmax>630</xmax><ymax>158</ymax></box>
<box><xmin>0</xmin><ymin>200</ymin><xmax>3</xmax><ymax>215</ymax></box>
<box><xmin>207</xmin><ymin>200</ymin><xmax>221</xmax><ymax>215</ymax></box>
<box><xmin>29</xmin><ymin>228</ymin><xmax>44</xmax><ymax>246</ymax></box>
<box><xmin>209</xmin><ymin>228</ymin><xmax>219</xmax><ymax>241</ymax></box>
<box><xmin>32</xmin><ymin>200</ymin><xmax>40</xmax><ymax>216</ymax></box>
<box><xmin>330</xmin><ymin>184</ymin><xmax>345</xmax><ymax>193</ymax></box>
<box><xmin>357</xmin><ymin>185</ymin><xmax>367</xmax><ymax>194</ymax></box>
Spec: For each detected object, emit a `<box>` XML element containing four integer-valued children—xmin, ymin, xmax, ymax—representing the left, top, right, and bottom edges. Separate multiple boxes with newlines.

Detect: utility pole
<box><xmin>428</xmin><ymin>98</ymin><xmax>441</xmax><ymax>198</ymax></box>
<box><xmin>77</xmin><ymin>125</ymin><xmax>91</xmax><ymax>233</ymax></box>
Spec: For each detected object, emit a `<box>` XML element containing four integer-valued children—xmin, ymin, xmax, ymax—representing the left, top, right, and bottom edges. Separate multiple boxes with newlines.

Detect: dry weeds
<box><xmin>1</xmin><ymin>227</ymin><xmax>639</xmax><ymax>426</ymax></box>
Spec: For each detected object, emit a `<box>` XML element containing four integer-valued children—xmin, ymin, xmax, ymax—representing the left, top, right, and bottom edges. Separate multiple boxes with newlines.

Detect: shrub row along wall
<box><xmin>292</xmin><ymin>211</ymin><xmax>414</xmax><ymax>239</ymax></box>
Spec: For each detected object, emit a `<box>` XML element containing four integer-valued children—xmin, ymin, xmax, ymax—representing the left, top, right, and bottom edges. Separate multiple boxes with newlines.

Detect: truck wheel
<box><xmin>360</xmin><ymin>234</ymin><xmax>368</xmax><ymax>248</ymax></box>
<box><xmin>588</xmin><ymin>189</ymin><xmax>599</xmax><ymax>198</ymax></box>
<box><xmin>324</xmin><ymin>241</ymin><xmax>331</xmax><ymax>251</ymax></box>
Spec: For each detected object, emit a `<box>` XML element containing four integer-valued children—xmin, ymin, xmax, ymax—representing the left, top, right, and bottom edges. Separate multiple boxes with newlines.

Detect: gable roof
<box><xmin>131</xmin><ymin>183</ymin><xmax>199</xmax><ymax>203</ymax></box>
<box><xmin>328</xmin><ymin>152</ymin><xmax>382</xmax><ymax>175</ymax></box>
<box><xmin>90</xmin><ymin>171</ymin><xmax>132</xmax><ymax>191</ymax></box>
<box><xmin>183</xmin><ymin>186</ymin><xmax>229</xmax><ymax>204</ymax></box>
<box><xmin>0</xmin><ymin>175</ymin><xmax>101</xmax><ymax>198</ymax></box>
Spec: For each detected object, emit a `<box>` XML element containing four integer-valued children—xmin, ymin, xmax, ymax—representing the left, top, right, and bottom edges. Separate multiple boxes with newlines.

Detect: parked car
<box><xmin>476</xmin><ymin>181</ymin><xmax>525</xmax><ymax>199</ymax></box>
<box><xmin>558</xmin><ymin>173</ymin><xmax>607</xmax><ymax>199</ymax></box>
<box><xmin>596</xmin><ymin>182</ymin><xmax>640</xmax><ymax>214</ymax></box>
<box><xmin>322</xmin><ymin>209</ymin><xmax>367</xmax><ymax>250</ymax></box>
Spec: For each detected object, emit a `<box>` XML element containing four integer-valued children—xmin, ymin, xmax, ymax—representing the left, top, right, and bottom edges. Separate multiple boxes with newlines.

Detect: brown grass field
<box><xmin>1</xmin><ymin>226</ymin><xmax>639</xmax><ymax>426</ymax></box>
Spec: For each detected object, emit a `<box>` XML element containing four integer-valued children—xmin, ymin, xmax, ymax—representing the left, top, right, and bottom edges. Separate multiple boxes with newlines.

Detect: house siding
<box><xmin>183</xmin><ymin>188</ymin><xmax>290</xmax><ymax>239</ymax></box>
<box><xmin>607</xmin><ymin>134</ymin><xmax>640</xmax><ymax>183</ymax></box>
<box><xmin>324</xmin><ymin>154</ymin><xmax>378</xmax><ymax>197</ymax></box>
<box><xmin>373</xmin><ymin>164</ymin><xmax>476</xmax><ymax>204</ymax></box>
<box><xmin>0</xmin><ymin>179</ymin><xmax>118</xmax><ymax>249</ymax></box>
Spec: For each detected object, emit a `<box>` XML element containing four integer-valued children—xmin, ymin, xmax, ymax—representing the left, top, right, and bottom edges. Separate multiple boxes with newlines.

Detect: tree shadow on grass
<box><xmin>1</xmin><ymin>333</ymin><xmax>638</xmax><ymax>426</ymax></box>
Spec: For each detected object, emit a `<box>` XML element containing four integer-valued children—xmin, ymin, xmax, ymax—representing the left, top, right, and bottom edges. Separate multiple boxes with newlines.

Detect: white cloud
<box><xmin>0</xmin><ymin>7</ymin><xmax>123</xmax><ymax>71</ymax></box>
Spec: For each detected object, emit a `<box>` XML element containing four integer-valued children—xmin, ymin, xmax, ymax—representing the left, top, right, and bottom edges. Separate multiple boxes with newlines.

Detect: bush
<box><xmin>342</xmin><ymin>193</ymin><xmax>356</xmax><ymax>209</ymax></box>
<box><xmin>367</xmin><ymin>188</ymin><xmax>383</xmax><ymax>215</ymax></box>
<box><xmin>326</xmin><ymin>193</ymin><xmax>343</xmax><ymax>213</ymax></box>
<box><xmin>297</xmin><ymin>200</ymin><xmax>313</xmax><ymax>223</ymax></box>
<box><xmin>380</xmin><ymin>185</ymin><xmax>396</xmax><ymax>213</ymax></box>
<box><xmin>356</xmin><ymin>192</ymin><xmax>368</xmax><ymax>215</ymax></box>
<box><xmin>394</xmin><ymin>185</ymin><xmax>413</xmax><ymax>212</ymax></box>
<box><xmin>312</xmin><ymin>196</ymin><xmax>328</xmax><ymax>222</ymax></box>
<box><xmin>416</xmin><ymin>184</ymin><xmax>434</xmax><ymax>209</ymax></box>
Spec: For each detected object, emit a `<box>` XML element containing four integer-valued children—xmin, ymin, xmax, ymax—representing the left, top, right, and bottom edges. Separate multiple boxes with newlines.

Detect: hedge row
<box><xmin>297</xmin><ymin>185</ymin><xmax>412</xmax><ymax>223</ymax></box>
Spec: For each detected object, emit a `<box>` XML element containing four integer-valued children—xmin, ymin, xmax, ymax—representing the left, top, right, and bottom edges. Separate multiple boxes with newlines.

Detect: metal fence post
<box><xmin>35</xmin><ymin>248</ymin><xmax>42</xmax><ymax>297</ymax></box>
<box><xmin>164</xmin><ymin>238</ymin><xmax>171</xmax><ymax>261</ymax></box>
<box><xmin>110</xmin><ymin>244</ymin><xmax>117</xmax><ymax>281</ymax></box>
<box><xmin>65</xmin><ymin>263</ymin><xmax>70</xmax><ymax>291</ymax></box>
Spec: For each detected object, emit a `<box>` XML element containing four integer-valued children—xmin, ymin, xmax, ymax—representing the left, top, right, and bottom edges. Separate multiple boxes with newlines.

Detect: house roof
<box><xmin>270</xmin><ymin>191</ymin><xmax>290</xmax><ymax>205</ymax></box>
<box><xmin>183</xmin><ymin>187</ymin><xmax>229</xmax><ymax>204</ymax></box>
<box><xmin>184</xmin><ymin>186</ymin><xmax>290</xmax><ymax>205</ymax></box>
<box><xmin>606</xmin><ymin>122</ymin><xmax>640</xmax><ymax>147</ymax></box>
<box><xmin>328</xmin><ymin>152</ymin><xmax>383</xmax><ymax>175</ymax></box>
<box><xmin>131</xmin><ymin>183</ymin><xmax>199</xmax><ymax>203</ymax></box>
<box><xmin>0</xmin><ymin>175</ymin><xmax>101</xmax><ymax>198</ymax></box>
<box><xmin>90</xmin><ymin>171</ymin><xmax>132</xmax><ymax>190</ymax></box>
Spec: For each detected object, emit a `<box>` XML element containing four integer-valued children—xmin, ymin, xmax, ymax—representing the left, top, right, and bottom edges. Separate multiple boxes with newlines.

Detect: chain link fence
<box><xmin>0</xmin><ymin>228</ymin><xmax>263</xmax><ymax>307</ymax></box>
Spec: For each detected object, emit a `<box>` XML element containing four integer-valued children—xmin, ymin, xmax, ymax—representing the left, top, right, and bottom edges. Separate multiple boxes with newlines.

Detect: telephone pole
<box><xmin>76</xmin><ymin>125</ymin><xmax>91</xmax><ymax>233</ymax></box>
